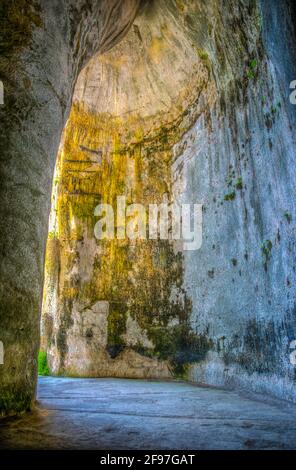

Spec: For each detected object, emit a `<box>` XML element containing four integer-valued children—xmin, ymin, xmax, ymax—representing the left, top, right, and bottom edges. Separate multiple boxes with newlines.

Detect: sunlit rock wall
<box><xmin>172</xmin><ymin>0</ymin><xmax>296</xmax><ymax>400</ymax></box>
<box><xmin>41</xmin><ymin>0</ymin><xmax>217</xmax><ymax>378</ymax></box>
<box><xmin>0</xmin><ymin>0</ymin><xmax>141</xmax><ymax>414</ymax></box>
<box><xmin>42</xmin><ymin>0</ymin><xmax>296</xmax><ymax>400</ymax></box>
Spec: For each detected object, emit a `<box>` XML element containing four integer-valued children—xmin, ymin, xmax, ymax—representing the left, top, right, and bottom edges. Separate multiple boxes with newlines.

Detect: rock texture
<box><xmin>0</xmin><ymin>0</ymin><xmax>141</xmax><ymax>415</ymax></box>
<box><xmin>41</xmin><ymin>0</ymin><xmax>296</xmax><ymax>400</ymax></box>
<box><xmin>1</xmin><ymin>0</ymin><xmax>296</xmax><ymax>416</ymax></box>
<box><xmin>41</xmin><ymin>0</ymin><xmax>216</xmax><ymax>379</ymax></box>
<box><xmin>175</xmin><ymin>0</ymin><xmax>296</xmax><ymax>401</ymax></box>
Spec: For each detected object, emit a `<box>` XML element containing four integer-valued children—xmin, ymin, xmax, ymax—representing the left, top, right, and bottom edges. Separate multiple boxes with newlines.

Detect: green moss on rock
<box><xmin>0</xmin><ymin>0</ymin><xmax>43</xmax><ymax>56</ymax></box>
<box><xmin>42</xmin><ymin>99</ymin><xmax>214</xmax><ymax>377</ymax></box>
<box><xmin>0</xmin><ymin>388</ymin><xmax>33</xmax><ymax>416</ymax></box>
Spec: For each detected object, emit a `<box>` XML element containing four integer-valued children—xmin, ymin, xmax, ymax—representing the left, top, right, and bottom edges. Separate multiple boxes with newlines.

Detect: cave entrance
<box><xmin>39</xmin><ymin>1</ymin><xmax>213</xmax><ymax>380</ymax></box>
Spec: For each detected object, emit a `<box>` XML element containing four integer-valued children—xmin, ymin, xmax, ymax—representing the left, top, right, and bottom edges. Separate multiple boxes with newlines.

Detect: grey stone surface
<box><xmin>172</xmin><ymin>0</ymin><xmax>296</xmax><ymax>401</ymax></box>
<box><xmin>0</xmin><ymin>0</ymin><xmax>141</xmax><ymax>414</ymax></box>
<box><xmin>1</xmin><ymin>376</ymin><xmax>296</xmax><ymax>449</ymax></box>
<box><xmin>41</xmin><ymin>0</ymin><xmax>296</xmax><ymax>403</ymax></box>
<box><xmin>1</xmin><ymin>0</ymin><xmax>296</xmax><ymax>417</ymax></box>
<box><xmin>40</xmin><ymin>0</ymin><xmax>217</xmax><ymax>380</ymax></box>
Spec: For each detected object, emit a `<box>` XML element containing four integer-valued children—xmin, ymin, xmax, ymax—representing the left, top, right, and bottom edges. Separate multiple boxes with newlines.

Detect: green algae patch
<box><xmin>195</xmin><ymin>48</ymin><xmax>212</xmax><ymax>74</ymax></box>
<box><xmin>0</xmin><ymin>389</ymin><xmax>33</xmax><ymax>416</ymax></box>
<box><xmin>107</xmin><ymin>304</ymin><xmax>127</xmax><ymax>358</ymax></box>
<box><xmin>42</xmin><ymin>101</ymin><xmax>214</xmax><ymax>377</ymax></box>
<box><xmin>148</xmin><ymin>323</ymin><xmax>213</xmax><ymax>378</ymax></box>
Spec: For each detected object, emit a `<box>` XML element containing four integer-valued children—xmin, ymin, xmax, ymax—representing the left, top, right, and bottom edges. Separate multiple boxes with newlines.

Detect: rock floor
<box><xmin>1</xmin><ymin>377</ymin><xmax>296</xmax><ymax>449</ymax></box>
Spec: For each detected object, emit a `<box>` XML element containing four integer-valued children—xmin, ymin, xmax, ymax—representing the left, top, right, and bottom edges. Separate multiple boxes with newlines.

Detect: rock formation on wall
<box><xmin>0</xmin><ymin>0</ymin><xmax>141</xmax><ymax>415</ymax></box>
<box><xmin>1</xmin><ymin>0</ymin><xmax>296</xmax><ymax>415</ymax></box>
<box><xmin>41</xmin><ymin>0</ymin><xmax>296</xmax><ymax>401</ymax></box>
<box><xmin>41</xmin><ymin>0</ymin><xmax>217</xmax><ymax>379</ymax></box>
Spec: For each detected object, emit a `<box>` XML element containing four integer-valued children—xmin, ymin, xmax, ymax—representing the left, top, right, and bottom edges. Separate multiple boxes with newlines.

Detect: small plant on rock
<box><xmin>284</xmin><ymin>212</ymin><xmax>292</xmax><ymax>224</ymax></box>
<box><xmin>246</xmin><ymin>59</ymin><xmax>257</xmax><ymax>79</ymax></box>
<box><xmin>224</xmin><ymin>191</ymin><xmax>236</xmax><ymax>201</ymax></box>
<box><xmin>38</xmin><ymin>351</ymin><xmax>50</xmax><ymax>376</ymax></box>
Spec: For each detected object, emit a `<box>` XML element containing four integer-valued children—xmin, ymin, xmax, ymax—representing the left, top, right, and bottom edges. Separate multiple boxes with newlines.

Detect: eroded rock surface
<box><xmin>0</xmin><ymin>0</ymin><xmax>141</xmax><ymax>414</ymax></box>
<box><xmin>41</xmin><ymin>0</ymin><xmax>217</xmax><ymax>378</ymax></box>
<box><xmin>41</xmin><ymin>0</ymin><xmax>296</xmax><ymax>402</ymax></box>
<box><xmin>1</xmin><ymin>0</ymin><xmax>296</xmax><ymax>415</ymax></box>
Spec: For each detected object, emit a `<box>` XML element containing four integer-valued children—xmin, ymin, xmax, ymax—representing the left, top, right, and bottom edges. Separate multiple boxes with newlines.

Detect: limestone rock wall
<box><xmin>1</xmin><ymin>0</ymin><xmax>296</xmax><ymax>415</ymax></box>
<box><xmin>41</xmin><ymin>0</ymin><xmax>296</xmax><ymax>401</ymax></box>
<box><xmin>172</xmin><ymin>0</ymin><xmax>296</xmax><ymax>399</ymax></box>
<box><xmin>0</xmin><ymin>0</ymin><xmax>141</xmax><ymax>414</ymax></box>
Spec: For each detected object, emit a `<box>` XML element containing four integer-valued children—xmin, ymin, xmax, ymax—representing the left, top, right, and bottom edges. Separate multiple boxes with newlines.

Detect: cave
<box><xmin>1</xmin><ymin>0</ymin><xmax>296</xmax><ymax>452</ymax></box>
